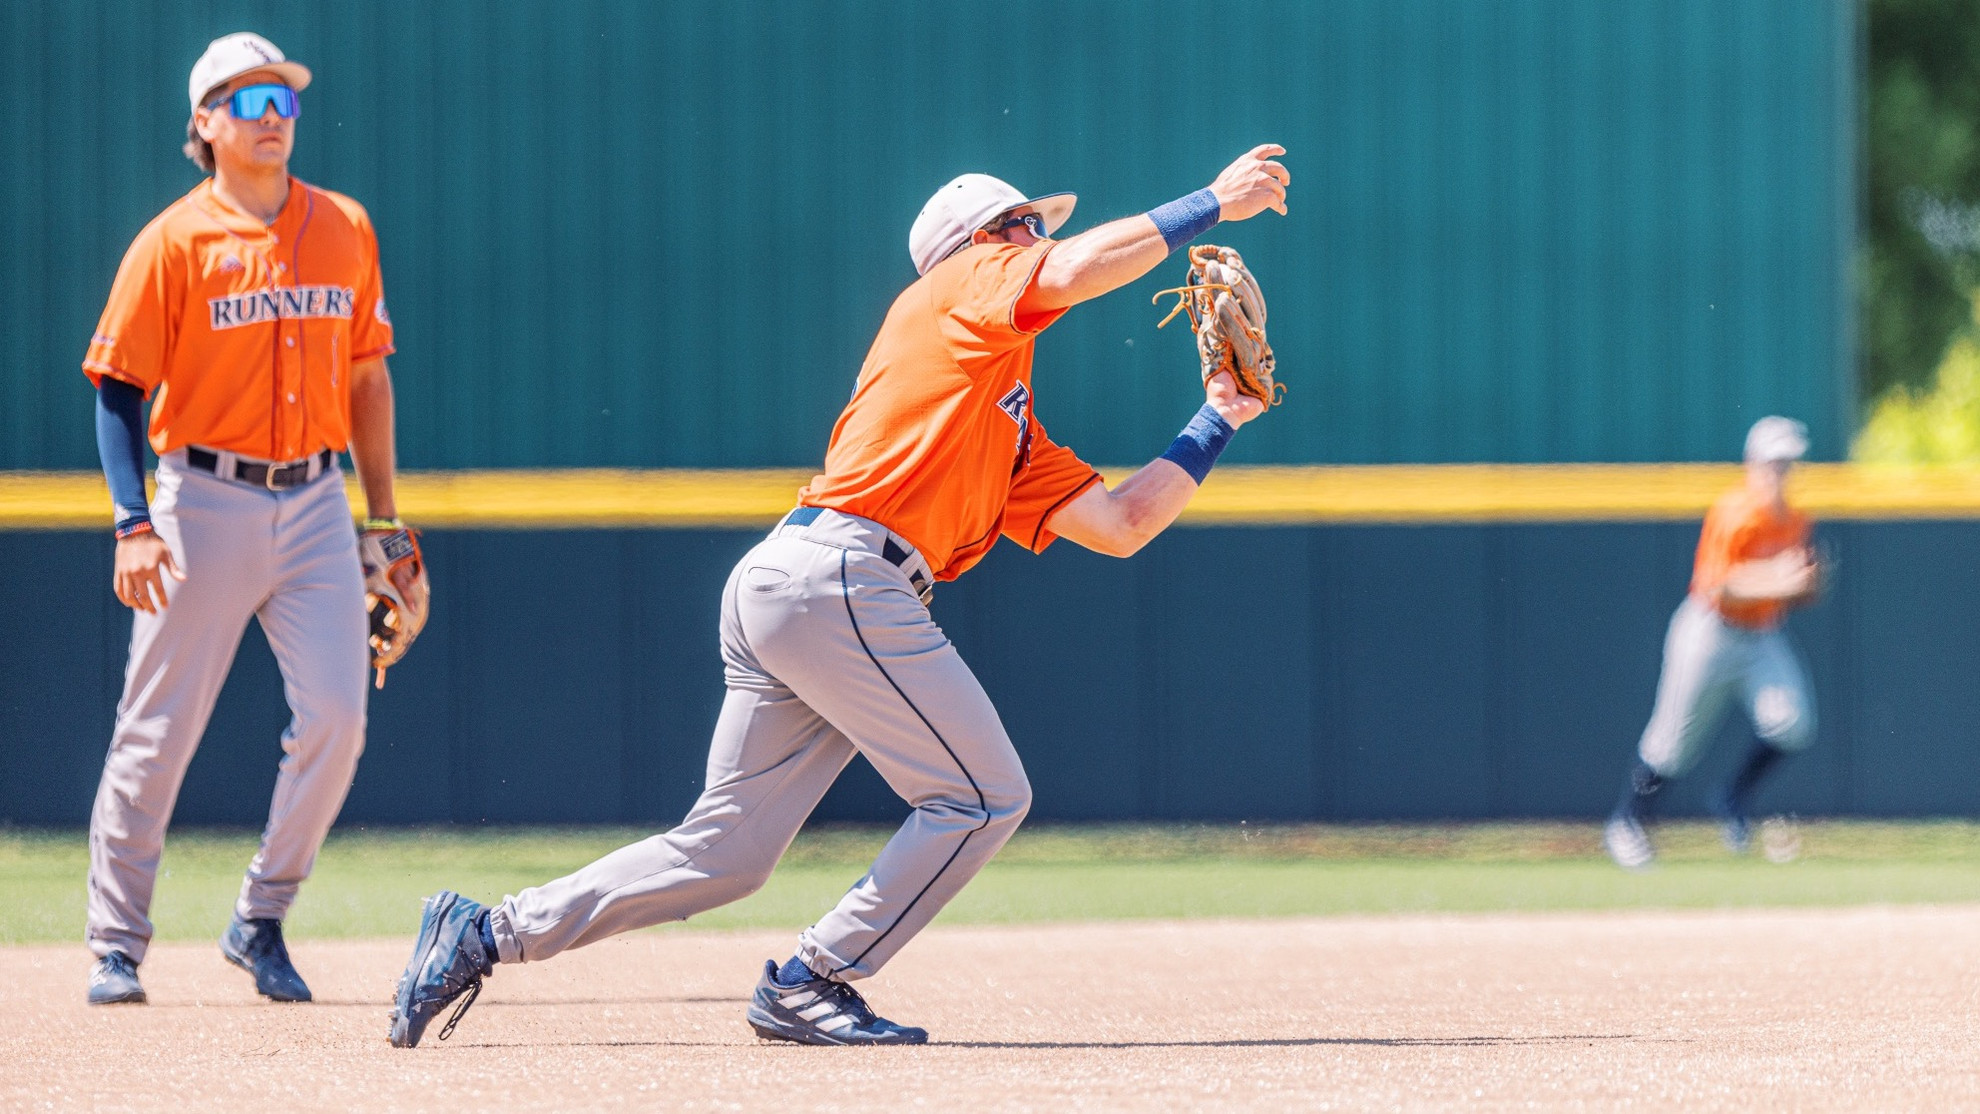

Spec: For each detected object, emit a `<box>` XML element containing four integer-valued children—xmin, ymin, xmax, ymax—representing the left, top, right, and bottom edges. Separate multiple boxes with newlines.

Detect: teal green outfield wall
<box><xmin>2</xmin><ymin>0</ymin><xmax>1857</xmax><ymax>469</ymax></box>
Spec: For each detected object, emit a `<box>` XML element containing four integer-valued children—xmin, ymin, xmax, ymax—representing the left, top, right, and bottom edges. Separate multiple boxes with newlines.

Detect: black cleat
<box><xmin>221</xmin><ymin>917</ymin><xmax>312</xmax><ymax>1002</ymax></box>
<box><xmin>745</xmin><ymin>959</ymin><xmax>928</xmax><ymax>1046</ymax></box>
<box><xmin>87</xmin><ymin>951</ymin><xmax>147</xmax><ymax>1005</ymax></box>
<box><xmin>388</xmin><ymin>890</ymin><xmax>494</xmax><ymax>1048</ymax></box>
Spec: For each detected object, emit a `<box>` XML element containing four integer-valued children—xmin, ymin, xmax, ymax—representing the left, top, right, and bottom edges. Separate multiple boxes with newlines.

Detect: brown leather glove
<box><xmin>358</xmin><ymin>522</ymin><xmax>430</xmax><ymax>689</ymax></box>
<box><xmin>1155</xmin><ymin>244</ymin><xmax>1282</xmax><ymax>409</ymax></box>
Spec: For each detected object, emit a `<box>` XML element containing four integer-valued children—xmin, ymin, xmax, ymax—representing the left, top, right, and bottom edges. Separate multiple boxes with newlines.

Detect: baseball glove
<box><xmin>1723</xmin><ymin>546</ymin><xmax>1823</xmax><ymax>607</ymax></box>
<box><xmin>1153</xmin><ymin>244</ymin><xmax>1282</xmax><ymax>408</ymax></box>
<box><xmin>358</xmin><ymin>522</ymin><xmax>430</xmax><ymax>689</ymax></box>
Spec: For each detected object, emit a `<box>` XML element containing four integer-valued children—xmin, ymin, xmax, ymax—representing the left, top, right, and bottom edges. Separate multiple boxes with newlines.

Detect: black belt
<box><xmin>186</xmin><ymin>447</ymin><xmax>334</xmax><ymax>491</ymax></box>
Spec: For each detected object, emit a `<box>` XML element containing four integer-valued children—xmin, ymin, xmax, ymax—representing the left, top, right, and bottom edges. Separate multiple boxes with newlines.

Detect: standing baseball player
<box><xmin>81</xmin><ymin>32</ymin><xmax>409</xmax><ymax>1004</ymax></box>
<box><xmin>1604</xmin><ymin>416</ymin><xmax>1822</xmax><ymax>870</ymax></box>
<box><xmin>388</xmin><ymin>144</ymin><xmax>1291</xmax><ymax>1047</ymax></box>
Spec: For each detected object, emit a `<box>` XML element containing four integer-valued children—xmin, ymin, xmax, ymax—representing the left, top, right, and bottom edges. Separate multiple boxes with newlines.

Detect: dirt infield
<box><xmin>5</xmin><ymin>906</ymin><xmax>1978</xmax><ymax>1112</ymax></box>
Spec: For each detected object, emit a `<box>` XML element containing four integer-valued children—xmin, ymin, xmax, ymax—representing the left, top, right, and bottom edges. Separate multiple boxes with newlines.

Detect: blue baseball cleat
<box><xmin>1712</xmin><ymin>790</ymin><xmax>1753</xmax><ymax>854</ymax></box>
<box><xmin>388</xmin><ymin>890</ymin><xmax>494</xmax><ymax>1048</ymax></box>
<box><xmin>87</xmin><ymin>951</ymin><xmax>147</xmax><ymax>1005</ymax></box>
<box><xmin>745</xmin><ymin>959</ymin><xmax>928</xmax><ymax>1045</ymax></box>
<box><xmin>221</xmin><ymin>917</ymin><xmax>312</xmax><ymax>1002</ymax></box>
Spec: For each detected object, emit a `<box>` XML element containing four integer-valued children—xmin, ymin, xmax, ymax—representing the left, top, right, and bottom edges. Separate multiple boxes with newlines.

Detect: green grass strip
<box><xmin>6</xmin><ymin>821</ymin><xmax>1980</xmax><ymax>945</ymax></box>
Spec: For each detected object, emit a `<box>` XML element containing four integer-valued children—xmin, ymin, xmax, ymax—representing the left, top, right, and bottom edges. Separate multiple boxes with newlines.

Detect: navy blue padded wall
<box><xmin>5</xmin><ymin>520</ymin><xmax>1976</xmax><ymax>828</ymax></box>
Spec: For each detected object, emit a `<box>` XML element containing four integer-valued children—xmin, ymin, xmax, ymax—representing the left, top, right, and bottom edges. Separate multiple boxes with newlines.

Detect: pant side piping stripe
<box><xmin>832</xmin><ymin>548</ymin><xmax>989</xmax><ymax>977</ymax></box>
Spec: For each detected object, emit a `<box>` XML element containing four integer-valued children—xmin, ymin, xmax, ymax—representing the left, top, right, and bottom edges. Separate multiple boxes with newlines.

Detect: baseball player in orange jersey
<box><xmin>1604</xmin><ymin>417</ymin><xmax>1821</xmax><ymax>870</ymax></box>
<box><xmin>81</xmin><ymin>33</ymin><xmax>405</xmax><ymax>1005</ymax></box>
<box><xmin>388</xmin><ymin>144</ymin><xmax>1291</xmax><ymax>1047</ymax></box>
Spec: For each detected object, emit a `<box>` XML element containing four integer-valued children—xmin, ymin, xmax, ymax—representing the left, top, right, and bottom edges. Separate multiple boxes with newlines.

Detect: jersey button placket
<box><xmin>279</xmin><ymin>320</ymin><xmax>301</xmax><ymax>460</ymax></box>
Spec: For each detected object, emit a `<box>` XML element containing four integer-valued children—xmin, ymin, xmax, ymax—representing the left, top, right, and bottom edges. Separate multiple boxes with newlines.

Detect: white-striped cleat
<box><xmin>744</xmin><ymin>960</ymin><xmax>928</xmax><ymax>1046</ymax></box>
<box><xmin>1604</xmin><ymin>814</ymin><xmax>1656</xmax><ymax>871</ymax></box>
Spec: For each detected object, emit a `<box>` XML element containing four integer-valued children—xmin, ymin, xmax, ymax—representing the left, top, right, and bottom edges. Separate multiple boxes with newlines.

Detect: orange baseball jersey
<box><xmin>82</xmin><ymin>176</ymin><xmax>394</xmax><ymax>462</ymax></box>
<box><xmin>1689</xmin><ymin>485</ymin><xmax>1813</xmax><ymax>630</ymax></box>
<box><xmin>799</xmin><ymin>241</ymin><xmax>1102</xmax><ymax>581</ymax></box>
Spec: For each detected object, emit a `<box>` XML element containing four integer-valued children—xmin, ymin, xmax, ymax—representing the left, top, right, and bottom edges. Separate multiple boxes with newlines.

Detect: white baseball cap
<box><xmin>188</xmin><ymin>32</ymin><xmax>311</xmax><ymax>111</ymax></box>
<box><xmin>907</xmin><ymin>173</ymin><xmax>1077</xmax><ymax>276</ymax></box>
<box><xmin>1745</xmin><ymin>416</ymin><xmax>1809</xmax><ymax>463</ymax></box>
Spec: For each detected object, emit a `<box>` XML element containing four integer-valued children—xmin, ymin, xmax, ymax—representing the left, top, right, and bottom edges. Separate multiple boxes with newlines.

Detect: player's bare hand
<box><xmin>114</xmin><ymin>532</ymin><xmax>185</xmax><ymax>613</ymax></box>
<box><xmin>1206</xmin><ymin>371</ymin><xmax>1267</xmax><ymax>428</ymax></box>
<box><xmin>1208</xmin><ymin>144</ymin><xmax>1290</xmax><ymax>223</ymax></box>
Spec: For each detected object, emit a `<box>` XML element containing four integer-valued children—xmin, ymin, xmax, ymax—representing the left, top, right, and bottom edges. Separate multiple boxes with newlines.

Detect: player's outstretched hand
<box><xmin>1209</xmin><ymin>144</ymin><xmax>1291</xmax><ymax>223</ymax></box>
<box><xmin>114</xmin><ymin>533</ymin><xmax>185</xmax><ymax>613</ymax></box>
<box><xmin>1206</xmin><ymin>371</ymin><xmax>1267</xmax><ymax>428</ymax></box>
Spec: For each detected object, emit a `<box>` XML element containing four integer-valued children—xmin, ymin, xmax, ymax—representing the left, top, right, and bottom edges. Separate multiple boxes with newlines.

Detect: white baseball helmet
<box><xmin>188</xmin><ymin>32</ymin><xmax>311</xmax><ymax>111</ymax></box>
<box><xmin>907</xmin><ymin>174</ymin><xmax>1076</xmax><ymax>276</ymax></box>
<box><xmin>1744</xmin><ymin>416</ymin><xmax>1809</xmax><ymax>463</ymax></box>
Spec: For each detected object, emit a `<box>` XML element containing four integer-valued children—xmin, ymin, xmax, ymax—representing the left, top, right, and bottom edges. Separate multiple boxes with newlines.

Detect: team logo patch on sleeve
<box><xmin>208</xmin><ymin>285</ymin><xmax>358</xmax><ymax>330</ymax></box>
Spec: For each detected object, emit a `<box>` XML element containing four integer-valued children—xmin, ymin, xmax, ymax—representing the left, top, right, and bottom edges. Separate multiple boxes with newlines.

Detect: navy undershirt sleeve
<box><xmin>95</xmin><ymin>378</ymin><xmax>149</xmax><ymax>526</ymax></box>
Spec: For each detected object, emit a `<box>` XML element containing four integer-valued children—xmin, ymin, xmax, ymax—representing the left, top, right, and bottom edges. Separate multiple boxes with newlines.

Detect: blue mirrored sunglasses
<box><xmin>986</xmin><ymin>212</ymin><xmax>1048</xmax><ymax>239</ymax></box>
<box><xmin>206</xmin><ymin>83</ymin><xmax>300</xmax><ymax>120</ymax></box>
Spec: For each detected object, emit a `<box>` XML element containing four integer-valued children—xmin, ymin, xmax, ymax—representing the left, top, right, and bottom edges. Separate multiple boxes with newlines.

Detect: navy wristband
<box><xmin>1147</xmin><ymin>188</ymin><xmax>1221</xmax><ymax>253</ymax></box>
<box><xmin>1159</xmin><ymin>403</ymin><xmax>1236</xmax><ymax>485</ymax></box>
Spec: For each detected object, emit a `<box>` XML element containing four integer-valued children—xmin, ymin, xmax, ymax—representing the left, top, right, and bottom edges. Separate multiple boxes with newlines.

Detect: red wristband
<box><xmin>114</xmin><ymin>519</ymin><xmax>154</xmax><ymax>540</ymax></box>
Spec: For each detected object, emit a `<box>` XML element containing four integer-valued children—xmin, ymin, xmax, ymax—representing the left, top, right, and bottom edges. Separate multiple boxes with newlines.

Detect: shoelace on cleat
<box><xmin>436</xmin><ymin>975</ymin><xmax>483</xmax><ymax>1041</ymax></box>
<box><xmin>815</xmin><ymin>979</ymin><xmax>878</xmax><ymax>1026</ymax></box>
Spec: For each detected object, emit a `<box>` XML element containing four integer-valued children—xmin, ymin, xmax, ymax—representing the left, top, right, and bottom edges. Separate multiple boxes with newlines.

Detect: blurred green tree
<box><xmin>1865</xmin><ymin>0</ymin><xmax>1980</xmax><ymax>398</ymax></box>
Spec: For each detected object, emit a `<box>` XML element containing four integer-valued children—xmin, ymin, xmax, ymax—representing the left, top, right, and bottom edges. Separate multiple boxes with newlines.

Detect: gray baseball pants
<box><xmin>487</xmin><ymin>508</ymin><xmax>1031</xmax><ymax>981</ymax></box>
<box><xmin>86</xmin><ymin>451</ymin><xmax>369</xmax><ymax>963</ymax></box>
<box><xmin>1637</xmin><ymin>595</ymin><xmax>1816</xmax><ymax>779</ymax></box>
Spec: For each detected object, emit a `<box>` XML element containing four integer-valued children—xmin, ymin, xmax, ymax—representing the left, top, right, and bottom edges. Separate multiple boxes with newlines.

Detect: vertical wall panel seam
<box><xmin>618</xmin><ymin>531</ymin><xmax>639</xmax><ymax>822</ymax></box>
<box><xmin>1834</xmin><ymin>0</ymin><xmax>1864</xmax><ymax>447</ymax></box>
<box><xmin>1484</xmin><ymin>524</ymin><xmax>1509</xmax><ymax>814</ymax></box>
<box><xmin>1133</xmin><ymin>547</ymin><xmax>1164</xmax><ymax>819</ymax></box>
<box><xmin>1833</xmin><ymin>521</ymin><xmax>1855</xmax><ymax>814</ymax></box>
<box><xmin>1309</xmin><ymin>526</ymin><xmax>1336</xmax><ymax>820</ymax></box>
<box><xmin>445</xmin><ymin>535</ymin><xmax>469</xmax><ymax>823</ymax></box>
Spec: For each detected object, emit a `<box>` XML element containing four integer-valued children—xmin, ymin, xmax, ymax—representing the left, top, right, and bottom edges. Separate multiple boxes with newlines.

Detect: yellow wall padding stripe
<box><xmin>9</xmin><ymin>464</ymin><xmax>1980</xmax><ymax>529</ymax></box>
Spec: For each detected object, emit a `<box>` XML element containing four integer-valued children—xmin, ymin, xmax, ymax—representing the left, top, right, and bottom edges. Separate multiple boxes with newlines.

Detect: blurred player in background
<box><xmin>81</xmin><ymin>33</ymin><xmax>402</xmax><ymax>1005</ymax></box>
<box><xmin>1604</xmin><ymin>416</ymin><xmax>1822</xmax><ymax>870</ymax></box>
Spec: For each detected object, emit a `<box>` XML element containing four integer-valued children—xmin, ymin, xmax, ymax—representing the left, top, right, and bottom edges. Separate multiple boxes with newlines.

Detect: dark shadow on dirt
<box><xmin>452</xmin><ymin>1033</ymin><xmax>1658</xmax><ymax>1051</ymax></box>
<box><xmin>944</xmin><ymin>1034</ymin><xmax>1653</xmax><ymax>1049</ymax></box>
<box><xmin>144</xmin><ymin>996</ymin><xmax>741</xmax><ymax>1008</ymax></box>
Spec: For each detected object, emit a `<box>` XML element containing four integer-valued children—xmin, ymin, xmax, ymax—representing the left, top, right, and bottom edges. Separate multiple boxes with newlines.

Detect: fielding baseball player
<box><xmin>388</xmin><ymin>144</ymin><xmax>1292</xmax><ymax>1047</ymax></box>
<box><xmin>1604</xmin><ymin>416</ymin><xmax>1821</xmax><ymax>870</ymax></box>
<box><xmin>81</xmin><ymin>33</ymin><xmax>411</xmax><ymax>1005</ymax></box>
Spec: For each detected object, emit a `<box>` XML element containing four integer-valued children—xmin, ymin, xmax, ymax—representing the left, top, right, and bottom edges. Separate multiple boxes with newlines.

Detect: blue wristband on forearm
<box><xmin>1146</xmin><ymin>188</ymin><xmax>1222</xmax><ymax>253</ymax></box>
<box><xmin>1159</xmin><ymin>403</ymin><xmax>1235</xmax><ymax>485</ymax></box>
